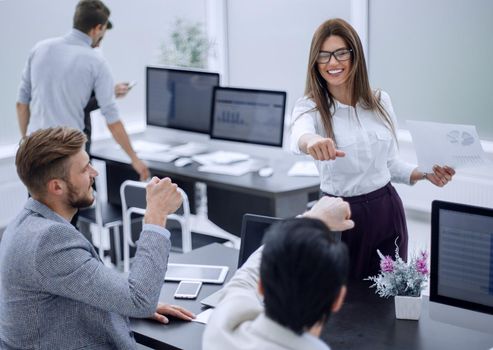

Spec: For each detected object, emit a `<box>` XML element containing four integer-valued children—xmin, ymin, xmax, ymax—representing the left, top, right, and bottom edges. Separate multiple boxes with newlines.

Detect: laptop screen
<box><xmin>238</xmin><ymin>214</ymin><xmax>281</xmax><ymax>268</ymax></box>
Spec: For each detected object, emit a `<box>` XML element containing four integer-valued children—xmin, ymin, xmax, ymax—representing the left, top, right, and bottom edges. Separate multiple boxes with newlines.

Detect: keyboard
<box><xmin>132</xmin><ymin>140</ymin><xmax>170</xmax><ymax>153</ymax></box>
<box><xmin>168</xmin><ymin>142</ymin><xmax>208</xmax><ymax>157</ymax></box>
<box><xmin>192</xmin><ymin>151</ymin><xmax>250</xmax><ymax>165</ymax></box>
<box><xmin>138</xmin><ymin>152</ymin><xmax>179</xmax><ymax>163</ymax></box>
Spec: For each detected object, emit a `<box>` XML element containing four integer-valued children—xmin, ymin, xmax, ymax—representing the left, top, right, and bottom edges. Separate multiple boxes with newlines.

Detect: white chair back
<box><xmin>120</xmin><ymin>180</ymin><xmax>192</xmax><ymax>272</ymax></box>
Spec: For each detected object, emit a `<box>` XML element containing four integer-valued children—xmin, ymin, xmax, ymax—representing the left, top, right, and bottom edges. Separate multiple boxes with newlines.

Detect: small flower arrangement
<box><xmin>366</xmin><ymin>246</ymin><xmax>429</xmax><ymax>298</ymax></box>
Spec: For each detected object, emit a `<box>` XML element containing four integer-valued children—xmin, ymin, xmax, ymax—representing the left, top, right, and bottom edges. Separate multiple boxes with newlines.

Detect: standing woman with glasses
<box><xmin>290</xmin><ymin>18</ymin><xmax>455</xmax><ymax>279</ymax></box>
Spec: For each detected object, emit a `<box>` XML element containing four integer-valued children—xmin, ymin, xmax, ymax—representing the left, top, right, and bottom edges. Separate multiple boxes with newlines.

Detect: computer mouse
<box><xmin>258</xmin><ymin>167</ymin><xmax>274</xmax><ymax>177</ymax></box>
<box><xmin>174</xmin><ymin>157</ymin><xmax>193</xmax><ymax>167</ymax></box>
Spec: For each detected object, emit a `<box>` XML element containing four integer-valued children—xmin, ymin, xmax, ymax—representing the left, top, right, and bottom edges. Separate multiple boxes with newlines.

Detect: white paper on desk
<box><xmin>137</xmin><ymin>151</ymin><xmax>178</xmax><ymax>163</ymax></box>
<box><xmin>198</xmin><ymin>159</ymin><xmax>259</xmax><ymax>176</ymax></box>
<box><xmin>407</xmin><ymin>120</ymin><xmax>490</xmax><ymax>171</ymax></box>
<box><xmin>192</xmin><ymin>308</ymin><xmax>214</xmax><ymax>325</ymax></box>
<box><xmin>192</xmin><ymin>151</ymin><xmax>250</xmax><ymax>165</ymax></box>
<box><xmin>132</xmin><ymin>140</ymin><xmax>170</xmax><ymax>153</ymax></box>
<box><xmin>287</xmin><ymin>161</ymin><xmax>319</xmax><ymax>177</ymax></box>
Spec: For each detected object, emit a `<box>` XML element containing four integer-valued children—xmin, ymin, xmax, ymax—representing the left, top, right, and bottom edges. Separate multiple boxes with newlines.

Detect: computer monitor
<box><xmin>429</xmin><ymin>200</ymin><xmax>493</xmax><ymax>334</ymax></box>
<box><xmin>146</xmin><ymin>66</ymin><xmax>219</xmax><ymax>134</ymax></box>
<box><xmin>210</xmin><ymin>87</ymin><xmax>286</xmax><ymax>147</ymax></box>
<box><xmin>238</xmin><ymin>214</ymin><xmax>281</xmax><ymax>268</ymax></box>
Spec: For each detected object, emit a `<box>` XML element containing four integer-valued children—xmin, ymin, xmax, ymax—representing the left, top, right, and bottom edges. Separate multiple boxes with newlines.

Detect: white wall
<box><xmin>225</xmin><ymin>0</ymin><xmax>351</xmax><ymax>123</ymax></box>
<box><xmin>366</xmin><ymin>0</ymin><xmax>493</xmax><ymax>213</ymax></box>
<box><xmin>0</xmin><ymin>0</ymin><xmax>73</xmax><ymax>146</ymax></box>
<box><xmin>0</xmin><ymin>0</ymin><xmax>208</xmax><ymax>226</ymax></box>
<box><xmin>0</xmin><ymin>0</ymin><xmax>207</xmax><ymax>146</ymax></box>
<box><xmin>1</xmin><ymin>0</ymin><xmax>492</xmax><ymax>231</ymax></box>
<box><xmin>368</xmin><ymin>0</ymin><xmax>493</xmax><ymax>140</ymax></box>
<box><xmin>0</xmin><ymin>0</ymin><xmax>351</xmax><ymax>147</ymax></box>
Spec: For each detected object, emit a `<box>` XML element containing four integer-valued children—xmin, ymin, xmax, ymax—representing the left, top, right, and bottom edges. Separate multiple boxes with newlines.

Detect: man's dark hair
<box><xmin>73</xmin><ymin>0</ymin><xmax>112</xmax><ymax>33</ymax></box>
<box><xmin>260</xmin><ymin>217</ymin><xmax>349</xmax><ymax>334</ymax></box>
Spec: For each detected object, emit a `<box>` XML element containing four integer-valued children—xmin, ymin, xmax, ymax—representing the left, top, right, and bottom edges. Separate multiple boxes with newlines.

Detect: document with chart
<box><xmin>407</xmin><ymin>120</ymin><xmax>491</xmax><ymax>171</ymax></box>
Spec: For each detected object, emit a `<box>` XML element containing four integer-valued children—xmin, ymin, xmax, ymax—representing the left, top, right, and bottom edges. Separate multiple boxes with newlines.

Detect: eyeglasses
<box><xmin>317</xmin><ymin>48</ymin><xmax>353</xmax><ymax>64</ymax></box>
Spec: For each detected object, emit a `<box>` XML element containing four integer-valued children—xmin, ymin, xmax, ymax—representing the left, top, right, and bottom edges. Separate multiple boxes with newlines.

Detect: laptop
<box><xmin>200</xmin><ymin>213</ymin><xmax>281</xmax><ymax>308</ymax></box>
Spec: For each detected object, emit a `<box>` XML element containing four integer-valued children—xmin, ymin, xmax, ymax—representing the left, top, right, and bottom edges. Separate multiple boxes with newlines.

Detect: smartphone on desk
<box><xmin>174</xmin><ymin>281</ymin><xmax>202</xmax><ymax>299</ymax></box>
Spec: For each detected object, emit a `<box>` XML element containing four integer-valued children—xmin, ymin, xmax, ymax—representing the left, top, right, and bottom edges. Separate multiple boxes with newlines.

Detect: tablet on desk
<box><xmin>165</xmin><ymin>263</ymin><xmax>229</xmax><ymax>284</ymax></box>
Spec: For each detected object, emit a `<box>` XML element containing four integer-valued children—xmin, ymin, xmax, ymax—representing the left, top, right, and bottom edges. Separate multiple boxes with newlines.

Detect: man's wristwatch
<box><xmin>422</xmin><ymin>172</ymin><xmax>429</xmax><ymax>180</ymax></box>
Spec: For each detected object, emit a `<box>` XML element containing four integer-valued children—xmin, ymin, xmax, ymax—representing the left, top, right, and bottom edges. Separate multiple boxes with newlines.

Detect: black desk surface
<box><xmin>90</xmin><ymin>132</ymin><xmax>319</xmax><ymax>198</ymax></box>
<box><xmin>324</xmin><ymin>280</ymin><xmax>493</xmax><ymax>350</ymax></box>
<box><xmin>131</xmin><ymin>243</ymin><xmax>238</xmax><ymax>350</ymax></box>
<box><xmin>133</xmin><ymin>244</ymin><xmax>493</xmax><ymax>350</ymax></box>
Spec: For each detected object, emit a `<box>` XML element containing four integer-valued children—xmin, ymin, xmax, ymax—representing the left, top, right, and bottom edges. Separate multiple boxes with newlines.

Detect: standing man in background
<box><xmin>16</xmin><ymin>0</ymin><xmax>149</xmax><ymax>180</ymax></box>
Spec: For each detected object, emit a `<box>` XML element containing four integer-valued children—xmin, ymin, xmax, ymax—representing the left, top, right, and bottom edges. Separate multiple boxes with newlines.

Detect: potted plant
<box><xmin>366</xmin><ymin>247</ymin><xmax>429</xmax><ymax>320</ymax></box>
<box><xmin>159</xmin><ymin>18</ymin><xmax>213</xmax><ymax>69</ymax></box>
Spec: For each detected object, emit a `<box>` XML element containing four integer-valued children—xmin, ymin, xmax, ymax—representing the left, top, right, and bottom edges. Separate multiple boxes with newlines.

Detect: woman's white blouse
<box><xmin>290</xmin><ymin>91</ymin><xmax>416</xmax><ymax>197</ymax></box>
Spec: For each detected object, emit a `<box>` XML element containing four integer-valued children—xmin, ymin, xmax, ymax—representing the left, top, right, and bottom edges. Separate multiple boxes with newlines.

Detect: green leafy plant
<box><xmin>159</xmin><ymin>18</ymin><xmax>213</xmax><ymax>69</ymax></box>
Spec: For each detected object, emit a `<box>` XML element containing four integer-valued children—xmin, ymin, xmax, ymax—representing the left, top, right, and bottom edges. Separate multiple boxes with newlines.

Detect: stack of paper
<box><xmin>138</xmin><ymin>152</ymin><xmax>178</xmax><ymax>163</ymax></box>
<box><xmin>287</xmin><ymin>161</ymin><xmax>319</xmax><ymax>177</ymax></box>
<box><xmin>192</xmin><ymin>308</ymin><xmax>214</xmax><ymax>325</ymax></box>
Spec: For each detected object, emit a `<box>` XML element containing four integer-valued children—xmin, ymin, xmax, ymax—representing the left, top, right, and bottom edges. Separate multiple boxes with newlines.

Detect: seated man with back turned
<box><xmin>203</xmin><ymin>197</ymin><xmax>355</xmax><ymax>350</ymax></box>
<box><xmin>0</xmin><ymin>127</ymin><xmax>194</xmax><ymax>349</ymax></box>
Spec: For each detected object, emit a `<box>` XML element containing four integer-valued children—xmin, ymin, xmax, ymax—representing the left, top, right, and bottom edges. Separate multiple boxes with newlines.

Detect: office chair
<box><xmin>78</xmin><ymin>175</ymin><xmax>123</xmax><ymax>267</ymax></box>
<box><xmin>190</xmin><ymin>182</ymin><xmax>241</xmax><ymax>249</ymax></box>
<box><xmin>120</xmin><ymin>180</ymin><xmax>192</xmax><ymax>273</ymax></box>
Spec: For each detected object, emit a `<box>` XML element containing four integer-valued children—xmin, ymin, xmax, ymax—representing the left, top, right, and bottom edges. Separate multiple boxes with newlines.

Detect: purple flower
<box><xmin>380</xmin><ymin>256</ymin><xmax>394</xmax><ymax>273</ymax></box>
<box><xmin>416</xmin><ymin>256</ymin><xmax>429</xmax><ymax>275</ymax></box>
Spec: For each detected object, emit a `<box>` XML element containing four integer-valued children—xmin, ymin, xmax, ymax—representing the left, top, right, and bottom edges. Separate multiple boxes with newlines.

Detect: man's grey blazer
<box><xmin>0</xmin><ymin>199</ymin><xmax>171</xmax><ymax>349</ymax></box>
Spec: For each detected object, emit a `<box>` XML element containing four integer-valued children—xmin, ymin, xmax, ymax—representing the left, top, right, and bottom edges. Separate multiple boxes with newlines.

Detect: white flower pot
<box><xmin>394</xmin><ymin>295</ymin><xmax>422</xmax><ymax>320</ymax></box>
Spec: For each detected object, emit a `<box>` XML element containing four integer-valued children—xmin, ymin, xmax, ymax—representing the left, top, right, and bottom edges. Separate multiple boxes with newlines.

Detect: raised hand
<box><xmin>303</xmin><ymin>196</ymin><xmax>355</xmax><ymax>231</ymax></box>
<box><xmin>144</xmin><ymin>177</ymin><xmax>183</xmax><ymax>227</ymax></box>
<box><xmin>305</xmin><ymin>135</ymin><xmax>345</xmax><ymax>161</ymax></box>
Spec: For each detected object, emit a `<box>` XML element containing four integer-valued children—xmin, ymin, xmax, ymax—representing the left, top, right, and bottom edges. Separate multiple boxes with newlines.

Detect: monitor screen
<box><xmin>430</xmin><ymin>200</ymin><xmax>493</xmax><ymax>319</ymax></box>
<box><xmin>238</xmin><ymin>214</ymin><xmax>281</xmax><ymax>268</ymax></box>
<box><xmin>146</xmin><ymin>67</ymin><xmax>219</xmax><ymax>134</ymax></box>
<box><xmin>210</xmin><ymin>87</ymin><xmax>286</xmax><ymax>147</ymax></box>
